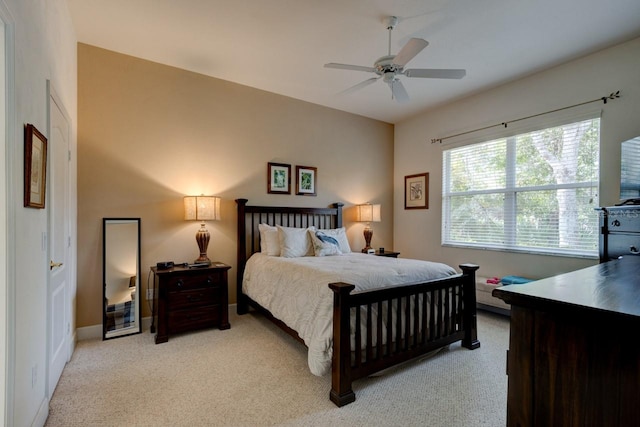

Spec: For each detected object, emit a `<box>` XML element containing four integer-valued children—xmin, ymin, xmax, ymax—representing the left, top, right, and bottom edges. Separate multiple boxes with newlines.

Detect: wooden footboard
<box><xmin>329</xmin><ymin>264</ymin><xmax>479</xmax><ymax>406</ymax></box>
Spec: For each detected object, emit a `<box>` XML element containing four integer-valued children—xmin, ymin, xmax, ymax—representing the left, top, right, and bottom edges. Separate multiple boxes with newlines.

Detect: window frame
<box><xmin>441</xmin><ymin>118</ymin><xmax>600</xmax><ymax>259</ymax></box>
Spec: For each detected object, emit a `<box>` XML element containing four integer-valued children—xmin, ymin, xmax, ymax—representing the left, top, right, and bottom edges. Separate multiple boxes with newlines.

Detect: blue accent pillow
<box><xmin>309</xmin><ymin>230</ymin><xmax>342</xmax><ymax>256</ymax></box>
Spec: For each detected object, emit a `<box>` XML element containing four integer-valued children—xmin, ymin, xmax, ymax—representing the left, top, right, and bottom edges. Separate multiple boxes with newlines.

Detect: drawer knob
<box><xmin>187</xmin><ymin>294</ymin><xmax>203</xmax><ymax>302</ymax></box>
<box><xmin>612</xmin><ymin>219</ymin><xmax>621</xmax><ymax>227</ymax></box>
<box><xmin>207</xmin><ymin>278</ymin><xmax>213</xmax><ymax>285</ymax></box>
<box><xmin>177</xmin><ymin>280</ymin><xmax>184</xmax><ymax>287</ymax></box>
<box><xmin>631</xmin><ymin>246</ymin><xmax>639</xmax><ymax>255</ymax></box>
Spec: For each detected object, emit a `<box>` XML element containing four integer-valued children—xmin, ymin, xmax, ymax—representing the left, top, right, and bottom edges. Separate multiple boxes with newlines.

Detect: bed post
<box><xmin>331</xmin><ymin>202</ymin><xmax>344</xmax><ymax>228</ymax></box>
<box><xmin>460</xmin><ymin>263</ymin><xmax>480</xmax><ymax>350</ymax></box>
<box><xmin>236</xmin><ymin>199</ymin><xmax>249</xmax><ymax>315</ymax></box>
<box><xmin>328</xmin><ymin>281</ymin><xmax>356</xmax><ymax>407</ymax></box>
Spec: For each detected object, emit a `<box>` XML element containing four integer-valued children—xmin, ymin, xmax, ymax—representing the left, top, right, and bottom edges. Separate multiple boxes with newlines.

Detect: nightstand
<box><xmin>151</xmin><ymin>263</ymin><xmax>231</xmax><ymax>344</ymax></box>
<box><xmin>373</xmin><ymin>250</ymin><xmax>400</xmax><ymax>258</ymax></box>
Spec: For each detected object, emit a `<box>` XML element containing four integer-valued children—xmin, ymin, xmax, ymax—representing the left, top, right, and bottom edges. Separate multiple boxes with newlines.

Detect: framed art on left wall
<box><xmin>268</xmin><ymin>162</ymin><xmax>291</xmax><ymax>194</ymax></box>
<box><xmin>24</xmin><ymin>123</ymin><xmax>48</xmax><ymax>209</ymax></box>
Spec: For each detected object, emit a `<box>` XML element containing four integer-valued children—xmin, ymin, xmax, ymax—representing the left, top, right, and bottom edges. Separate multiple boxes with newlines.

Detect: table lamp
<box><xmin>356</xmin><ymin>203</ymin><xmax>381</xmax><ymax>253</ymax></box>
<box><xmin>184</xmin><ymin>195</ymin><xmax>221</xmax><ymax>265</ymax></box>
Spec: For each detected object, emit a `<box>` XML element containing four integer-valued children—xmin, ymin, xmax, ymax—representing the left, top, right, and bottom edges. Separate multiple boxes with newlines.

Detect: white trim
<box><xmin>0</xmin><ymin>2</ymin><xmax>16</xmax><ymax>425</ymax></box>
<box><xmin>76</xmin><ymin>316</ymin><xmax>154</xmax><ymax>341</ymax></box>
<box><xmin>442</xmin><ymin>242</ymin><xmax>598</xmax><ymax>259</ymax></box>
<box><xmin>31</xmin><ymin>396</ymin><xmax>49</xmax><ymax>427</ymax></box>
<box><xmin>75</xmin><ymin>324</ymin><xmax>102</xmax><ymax>341</ymax></box>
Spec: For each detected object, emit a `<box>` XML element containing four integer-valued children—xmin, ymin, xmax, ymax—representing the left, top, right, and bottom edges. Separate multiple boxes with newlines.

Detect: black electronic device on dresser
<box><xmin>151</xmin><ymin>263</ymin><xmax>231</xmax><ymax>344</ymax></box>
<box><xmin>597</xmin><ymin>201</ymin><xmax>640</xmax><ymax>263</ymax></box>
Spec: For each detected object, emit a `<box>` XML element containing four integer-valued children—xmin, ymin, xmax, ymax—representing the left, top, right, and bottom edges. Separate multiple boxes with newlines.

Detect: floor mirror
<box><xmin>103</xmin><ymin>218</ymin><xmax>141</xmax><ymax>339</ymax></box>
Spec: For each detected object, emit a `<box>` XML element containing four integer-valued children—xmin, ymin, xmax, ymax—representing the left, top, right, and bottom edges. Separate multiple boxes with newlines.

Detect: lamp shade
<box><xmin>355</xmin><ymin>203</ymin><xmax>381</xmax><ymax>223</ymax></box>
<box><xmin>184</xmin><ymin>196</ymin><xmax>221</xmax><ymax>221</ymax></box>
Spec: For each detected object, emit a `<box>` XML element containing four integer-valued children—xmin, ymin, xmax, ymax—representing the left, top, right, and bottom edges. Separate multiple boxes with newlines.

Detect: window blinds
<box><xmin>442</xmin><ymin>118</ymin><xmax>600</xmax><ymax>257</ymax></box>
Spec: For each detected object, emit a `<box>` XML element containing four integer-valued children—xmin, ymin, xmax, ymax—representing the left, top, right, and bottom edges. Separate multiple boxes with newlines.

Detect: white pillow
<box><xmin>258</xmin><ymin>224</ymin><xmax>280</xmax><ymax>256</ymax></box>
<box><xmin>316</xmin><ymin>227</ymin><xmax>351</xmax><ymax>254</ymax></box>
<box><xmin>309</xmin><ymin>229</ymin><xmax>342</xmax><ymax>257</ymax></box>
<box><xmin>277</xmin><ymin>225</ymin><xmax>315</xmax><ymax>258</ymax></box>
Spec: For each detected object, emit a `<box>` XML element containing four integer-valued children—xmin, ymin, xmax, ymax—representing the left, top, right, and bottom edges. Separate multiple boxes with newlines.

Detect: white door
<box><xmin>47</xmin><ymin>86</ymin><xmax>71</xmax><ymax>397</ymax></box>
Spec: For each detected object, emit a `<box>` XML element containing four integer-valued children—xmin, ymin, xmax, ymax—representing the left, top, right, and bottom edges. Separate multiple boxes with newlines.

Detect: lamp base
<box><xmin>194</xmin><ymin>256</ymin><xmax>211</xmax><ymax>265</ymax></box>
<box><xmin>195</xmin><ymin>223</ymin><xmax>212</xmax><ymax>266</ymax></box>
<box><xmin>361</xmin><ymin>226</ymin><xmax>373</xmax><ymax>253</ymax></box>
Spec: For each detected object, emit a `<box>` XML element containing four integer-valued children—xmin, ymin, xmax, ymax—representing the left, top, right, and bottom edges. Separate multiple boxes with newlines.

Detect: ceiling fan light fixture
<box><xmin>324</xmin><ymin>15</ymin><xmax>466</xmax><ymax>103</ymax></box>
<box><xmin>384</xmin><ymin>16</ymin><xmax>398</xmax><ymax>30</ymax></box>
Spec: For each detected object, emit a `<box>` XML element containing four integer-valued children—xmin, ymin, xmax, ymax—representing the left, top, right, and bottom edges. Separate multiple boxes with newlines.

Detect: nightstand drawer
<box><xmin>168</xmin><ymin>287</ymin><xmax>219</xmax><ymax>310</ymax></box>
<box><xmin>169</xmin><ymin>305</ymin><xmax>221</xmax><ymax>333</ymax></box>
<box><xmin>166</xmin><ymin>271</ymin><xmax>223</xmax><ymax>291</ymax></box>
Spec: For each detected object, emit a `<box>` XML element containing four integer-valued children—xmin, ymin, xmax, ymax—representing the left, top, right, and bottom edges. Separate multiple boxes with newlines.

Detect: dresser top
<box><xmin>493</xmin><ymin>256</ymin><xmax>640</xmax><ymax>318</ymax></box>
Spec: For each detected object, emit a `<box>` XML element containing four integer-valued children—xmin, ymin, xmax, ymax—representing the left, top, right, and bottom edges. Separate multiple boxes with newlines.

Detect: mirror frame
<box><xmin>620</xmin><ymin>136</ymin><xmax>640</xmax><ymax>201</ymax></box>
<box><xmin>103</xmin><ymin>218</ymin><xmax>142</xmax><ymax>339</ymax></box>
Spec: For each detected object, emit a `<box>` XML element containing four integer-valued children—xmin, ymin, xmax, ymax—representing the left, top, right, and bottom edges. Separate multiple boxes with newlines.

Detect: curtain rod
<box><xmin>430</xmin><ymin>90</ymin><xmax>620</xmax><ymax>144</ymax></box>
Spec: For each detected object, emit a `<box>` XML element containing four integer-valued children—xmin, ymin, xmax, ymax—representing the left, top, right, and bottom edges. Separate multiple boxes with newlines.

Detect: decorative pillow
<box><xmin>258</xmin><ymin>223</ymin><xmax>280</xmax><ymax>256</ymax></box>
<box><xmin>316</xmin><ymin>227</ymin><xmax>351</xmax><ymax>254</ymax></box>
<box><xmin>309</xmin><ymin>230</ymin><xmax>342</xmax><ymax>257</ymax></box>
<box><xmin>277</xmin><ymin>225</ymin><xmax>315</xmax><ymax>258</ymax></box>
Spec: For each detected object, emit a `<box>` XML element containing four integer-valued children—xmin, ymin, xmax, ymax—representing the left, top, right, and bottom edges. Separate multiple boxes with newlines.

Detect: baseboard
<box><xmin>74</xmin><ymin>308</ymin><xmax>238</xmax><ymax>341</ymax></box>
<box><xmin>68</xmin><ymin>330</ymin><xmax>76</xmax><ymax>361</ymax></box>
<box><xmin>76</xmin><ymin>316</ymin><xmax>154</xmax><ymax>341</ymax></box>
<box><xmin>477</xmin><ymin>303</ymin><xmax>510</xmax><ymax>317</ymax></box>
<box><xmin>32</xmin><ymin>396</ymin><xmax>49</xmax><ymax>427</ymax></box>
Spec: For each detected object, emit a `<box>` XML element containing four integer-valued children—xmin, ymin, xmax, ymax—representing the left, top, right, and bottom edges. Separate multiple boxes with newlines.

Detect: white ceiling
<box><xmin>67</xmin><ymin>0</ymin><xmax>640</xmax><ymax>124</ymax></box>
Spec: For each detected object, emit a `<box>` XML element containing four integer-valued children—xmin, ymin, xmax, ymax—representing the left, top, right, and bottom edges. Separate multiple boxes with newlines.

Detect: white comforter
<box><xmin>242</xmin><ymin>252</ymin><xmax>457</xmax><ymax>376</ymax></box>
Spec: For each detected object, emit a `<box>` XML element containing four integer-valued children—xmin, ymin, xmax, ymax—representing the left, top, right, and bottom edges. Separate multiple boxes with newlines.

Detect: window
<box><xmin>442</xmin><ymin>118</ymin><xmax>600</xmax><ymax>257</ymax></box>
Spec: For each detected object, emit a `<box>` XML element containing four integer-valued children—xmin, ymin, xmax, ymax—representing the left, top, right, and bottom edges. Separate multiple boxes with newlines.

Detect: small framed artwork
<box><xmin>296</xmin><ymin>165</ymin><xmax>317</xmax><ymax>196</ymax></box>
<box><xmin>24</xmin><ymin>124</ymin><xmax>48</xmax><ymax>209</ymax></box>
<box><xmin>268</xmin><ymin>162</ymin><xmax>291</xmax><ymax>194</ymax></box>
<box><xmin>405</xmin><ymin>173</ymin><xmax>429</xmax><ymax>209</ymax></box>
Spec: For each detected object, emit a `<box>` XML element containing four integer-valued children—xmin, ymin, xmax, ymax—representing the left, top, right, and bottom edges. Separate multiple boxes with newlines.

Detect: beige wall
<box><xmin>77</xmin><ymin>44</ymin><xmax>394</xmax><ymax>328</ymax></box>
<box><xmin>394</xmin><ymin>37</ymin><xmax>640</xmax><ymax>281</ymax></box>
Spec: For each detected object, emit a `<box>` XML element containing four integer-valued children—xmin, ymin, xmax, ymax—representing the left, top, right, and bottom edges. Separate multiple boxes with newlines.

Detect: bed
<box><xmin>236</xmin><ymin>199</ymin><xmax>480</xmax><ymax>406</ymax></box>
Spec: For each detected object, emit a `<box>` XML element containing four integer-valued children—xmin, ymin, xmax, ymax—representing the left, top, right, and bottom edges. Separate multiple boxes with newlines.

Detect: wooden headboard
<box><xmin>235</xmin><ymin>198</ymin><xmax>344</xmax><ymax>305</ymax></box>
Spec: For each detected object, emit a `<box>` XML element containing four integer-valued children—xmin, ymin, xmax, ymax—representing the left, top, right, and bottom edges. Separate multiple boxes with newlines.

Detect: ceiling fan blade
<box><xmin>339</xmin><ymin>77</ymin><xmax>380</xmax><ymax>95</ymax></box>
<box><xmin>324</xmin><ymin>63</ymin><xmax>377</xmax><ymax>73</ymax></box>
<box><xmin>389</xmin><ymin>79</ymin><xmax>410</xmax><ymax>103</ymax></box>
<box><xmin>392</xmin><ymin>38</ymin><xmax>429</xmax><ymax>67</ymax></box>
<box><xmin>404</xmin><ymin>68</ymin><xmax>466</xmax><ymax>79</ymax></box>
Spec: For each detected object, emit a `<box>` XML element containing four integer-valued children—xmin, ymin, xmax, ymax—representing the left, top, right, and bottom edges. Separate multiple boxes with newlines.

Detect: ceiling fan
<box><xmin>324</xmin><ymin>16</ymin><xmax>466</xmax><ymax>103</ymax></box>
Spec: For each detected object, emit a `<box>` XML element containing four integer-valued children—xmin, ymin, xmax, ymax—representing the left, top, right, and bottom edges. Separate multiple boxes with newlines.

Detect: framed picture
<box><xmin>24</xmin><ymin>124</ymin><xmax>48</xmax><ymax>209</ymax></box>
<box><xmin>268</xmin><ymin>162</ymin><xmax>291</xmax><ymax>194</ymax></box>
<box><xmin>405</xmin><ymin>173</ymin><xmax>428</xmax><ymax>209</ymax></box>
<box><xmin>296</xmin><ymin>165</ymin><xmax>317</xmax><ymax>196</ymax></box>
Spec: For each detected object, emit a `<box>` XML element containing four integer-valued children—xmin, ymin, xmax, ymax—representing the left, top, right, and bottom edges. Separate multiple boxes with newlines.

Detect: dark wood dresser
<box><xmin>493</xmin><ymin>256</ymin><xmax>640</xmax><ymax>426</ymax></box>
<box><xmin>151</xmin><ymin>263</ymin><xmax>231</xmax><ymax>344</ymax></box>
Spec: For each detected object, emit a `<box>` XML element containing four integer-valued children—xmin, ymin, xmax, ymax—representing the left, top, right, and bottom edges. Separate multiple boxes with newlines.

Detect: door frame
<box><xmin>1</xmin><ymin>1</ymin><xmax>16</xmax><ymax>425</ymax></box>
<box><xmin>46</xmin><ymin>81</ymin><xmax>73</xmax><ymax>398</ymax></box>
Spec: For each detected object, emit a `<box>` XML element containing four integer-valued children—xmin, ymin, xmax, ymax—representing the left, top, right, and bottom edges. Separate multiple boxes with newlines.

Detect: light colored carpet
<box><xmin>45</xmin><ymin>310</ymin><xmax>509</xmax><ymax>427</ymax></box>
